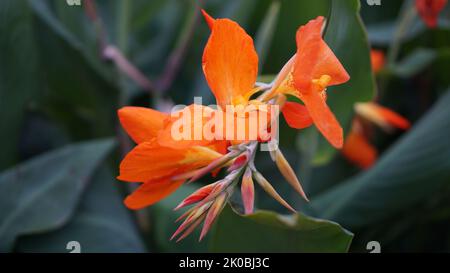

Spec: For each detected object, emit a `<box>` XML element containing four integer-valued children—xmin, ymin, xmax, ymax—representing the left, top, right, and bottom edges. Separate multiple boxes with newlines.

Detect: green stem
<box><xmin>387</xmin><ymin>1</ymin><xmax>417</xmax><ymax>66</ymax></box>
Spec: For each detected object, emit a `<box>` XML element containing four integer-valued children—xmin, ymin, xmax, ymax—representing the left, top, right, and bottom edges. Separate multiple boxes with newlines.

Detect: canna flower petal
<box><xmin>118</xmin><ymin>140</ymin><xmax>222</xmax><ymax>182</ymax></box>
<box><xmin>355</xmin><ymin>102</ymin><xmax>411</xmax><ymax>132</ymax></box>
<box><xmin>416</xmin><ymin>0</ymin><xmax>448</xmax><ymax>28</ymax></box>
<box><xmin>370</xmin><ymin>49</ymin><xmax>386</xmax><ymax>74</ymax></box>
<box><xmin>202</xmin><ymin>16</ymin><xmax>258</xmax><ymax>109</ymax></box>
<box><xmin>124</xmin><ymin>178</ymin><xmax>184</xmax><ymax>210</ymax></box>
<box><xmin>118</xmin><ymin>107</ymin><xmax>168</xmax><ymax>144</ymax></box>
<box><xmin>281</xmin><ymin>101</ymin><xmax>313</xmax><ymax>129</ymax></box>
<box><xmin>300</xmin><ymin>89</ymin><xmax>344</xmax><ymax>149</ymax></box>
<box><xmin>341</xmin><ymin>128</ymin><xmax>377</xmax><ymax>169</ymax></box>
<box><xmin>293</xmin><ymin>16</ymin><xmax>350</xmax><ymax>91</ymax></box>
<box><xmin>157</xmin><ymin>104</ymin><xmax>219</xmax><ymax>149</ymax></box>
<box><xmin>269</xmin><ymin>16</ymin><xmax>349</xmax><ymax>149</ymax></box>
<box><xmin>293</xmin><ymin>17</ymin><xmax>349</xmax><ymax>149</ymax></box>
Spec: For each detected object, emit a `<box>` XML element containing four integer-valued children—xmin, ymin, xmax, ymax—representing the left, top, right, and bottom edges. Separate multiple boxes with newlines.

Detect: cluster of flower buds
<box><xmin>169</xmin><ymin>141</ymin><xmax>302</xmax><ymax>241</ymax></box>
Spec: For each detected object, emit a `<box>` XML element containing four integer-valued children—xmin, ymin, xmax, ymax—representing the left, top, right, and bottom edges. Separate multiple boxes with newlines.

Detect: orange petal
<box><xmin>375</xmin><ymin>105</ymin><xmax>411</xmax><ymax>130</ymax></box>
<box><xmin>124</xmin><ymin>178</ymin><xmax>184</xmax><ymax>210</ymax></box>
<box><xmin>118</xmin><ymin>107</ymin><xmax>168</xmax><ymax>144</ymax></box>
<box><xmin>202</xmin><ymin>18</ymin><xmax>258</xmax><ymax>108</ymax></box>
<box><xmin>201</xmin><ymin>9</ymin><xmax>215</xmax><ymax>30</ymax></box>
<box><xmin>157</xmin><ymin>104</ymin><xmax>217</xmax><ymax>149</ymax></box>
<box><xmin>301</xmin><ymin>90</ymin><xmax>343</xmax><ymax>149</ymax></box>
<box><xmin>118</xmin><ymin>141</ymin><xmax>222</xmax><ymax>182</ymax></box>
<box><xmin>416</xmin><ymin>0</ymin><xmax>447</xmax><ymax>28</ymax></box>
<box><xmin>281</xmin><ymin>101</ymin><xmax>313</xmax><ymax>129</ymax></box>
<box><xmin>342</xmin><ymin>130</ymin><xmax>377</xmax><ymax>169</ymax></box>
<box><xmin>355</xmin><ymin>102</ymin><xmax>411</xmax><ymax>131</ymax></box>
<box><xmin>294</xmin><ymin>16</ymin><xmax>350</xmax><ymax>91</ymax></box>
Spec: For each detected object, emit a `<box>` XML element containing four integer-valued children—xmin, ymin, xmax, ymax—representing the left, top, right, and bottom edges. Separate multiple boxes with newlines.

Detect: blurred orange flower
<box><xmin>416</xmin><ymin>0</ymin><xmax>448</xmax><ymax>28</ymax></box>
<box><xmin>370</xmin><ymin>49</ymin><xmax>386</xmax><ymax>73</ymax></box>
<box><xmin>342</xmin><ymin>102</ymin><xmax>411</xmax><ymax>169</ymax></box>
<box><xmin>342</xmin><ymin>121</ymin><xmax>377</xmax><ymax>170</ymax></box>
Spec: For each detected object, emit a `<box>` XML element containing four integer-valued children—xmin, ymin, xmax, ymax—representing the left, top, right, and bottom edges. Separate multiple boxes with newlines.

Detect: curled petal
<box><xmin>202</xmin><ymin>18</ymin><xmax>258</xmax><ymax>108</ymax></box>
<box><xmin>118</xmin><ymin>107</ymin><xmax>168</xmax><ymax>144</ymax></box>
<box><xmin>294</xmin><ymin>16</ymin><xmax>350</xmax><ymax>91</ymax></box>
<box><xmin>281</xmin><ymin>101</ymin><xmax>313</xmax><ymax>129</ymax></box>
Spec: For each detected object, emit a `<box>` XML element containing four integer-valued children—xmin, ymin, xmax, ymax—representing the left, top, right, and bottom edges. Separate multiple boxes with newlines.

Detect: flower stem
<box><xmin>387</xmin><ymin>1</ymin><xmax>417</xmax><ymax>66</ymax></box>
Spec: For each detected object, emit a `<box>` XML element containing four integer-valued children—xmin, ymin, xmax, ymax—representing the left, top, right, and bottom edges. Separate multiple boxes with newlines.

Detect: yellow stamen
<box><xmin>312</xmin><ymin>74</ymin><xmax>332</xmax><ymax>90</ymax></box>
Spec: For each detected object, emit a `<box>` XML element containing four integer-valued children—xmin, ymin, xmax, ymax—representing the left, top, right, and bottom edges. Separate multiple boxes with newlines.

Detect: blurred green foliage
<box><xmin>0</xmin><ymin>0</ymin><xmax>450</xmax><ymax>253</ymax></box>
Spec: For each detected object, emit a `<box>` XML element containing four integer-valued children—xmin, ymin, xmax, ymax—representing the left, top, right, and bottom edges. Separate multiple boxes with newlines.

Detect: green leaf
<box><xmin>209</xmin><ymin>206</ymin><xmax>353</xmax><ymax>253</ymax></box>
<box><xmin>316</xmin><ymin>0</ymin><xmax>375</xmax><ymax>165</ymax></box>
<box><xmin>16</xmin><ymin>165</ymin><xmax>145</xmax><ymax>253</ymax></box>
<box><xmin>0</xmin><ymin>0</ymin><xmax>39</xmax><ymax>169</ymax></box>
<box><xmin>254</xmin><ymin>1</ymin><xmax>281</xmax><ymax>71</ymax></box>
<box><xmin>29</xmin><ymin>0</ymin><xmax>120</xmax><ymax>139</ymax></box>
<box><xmin>310</xmin><ymin>90</ymin><xmax>450</xmax><ymax>229</ymax></box>
<box><xmin>0</xmin><ymin>139</ymin><xmax>115</xmax><ymax>252</ymax></box>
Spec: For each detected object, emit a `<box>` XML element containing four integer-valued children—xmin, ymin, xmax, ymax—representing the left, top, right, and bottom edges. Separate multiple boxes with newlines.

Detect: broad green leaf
<box><xmin>28</xmin><ymin>0</ymin><xmax>113</xmax><ymax>83</ymax></box>
<box><xmin>209</xmin><ymin>206</ymin><xmax>353</xmax><ymax>253</ymax></box>
<box><xmin>29</xmin><ymin>0</ymin><xmax>120</xmax><ymax>139</ymax></box>
<box><xmin>310</xmin><ymin>90</ymin><xmax>450</xmax><ymax>229</ymax></box>
<box><xmin>16</xmin><ymin>166</ymin><xmax>145</xmax><ymax>253</ymax></box>
<box><xmin>0</xmin><ymin>139</ymin><xmax>115</xmax><ymax>252</ymax></box>
<box><xmin>0</xmin><ymin>0</ymin><xmax>39</xmax><ymax>169</ymax></box>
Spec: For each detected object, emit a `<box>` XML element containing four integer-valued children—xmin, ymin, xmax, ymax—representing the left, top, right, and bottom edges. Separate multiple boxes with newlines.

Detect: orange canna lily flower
<box><xmin>341</xmin><ymin>120</ymin><xmax>377</xmax><ymax>169</ymax></box>
<box><xmin>354</xmin><ymin>102</ymin><xmax>411</xmax><ymax>132</ymax></box>
<box><xmin>267</xmin><ymin>16</ymin><xmax>350</xmax><ymax>149</ymax></box>
<box><xmin>342</xmin><ymin>102</ymin><xmax>411</xmax><ymax>169</ymax></box>
<box><xmin>117</xmin><ymin>107</ymin><xmax>225</xmax><ymax>209</ymax></box>
<box><xmin>117</xmin><ymin>11</ymin><xmax>350</xmax><ymax>241</ymax></box>
<box><xmin>370</xmin><ymin>49</ymin><xmax>386</xmax><ymax>74</ymax></box>
<box><xmin>416</xmin><ymin>0</ymin><xmax>448</xmax><ymax>28</ymax></box>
